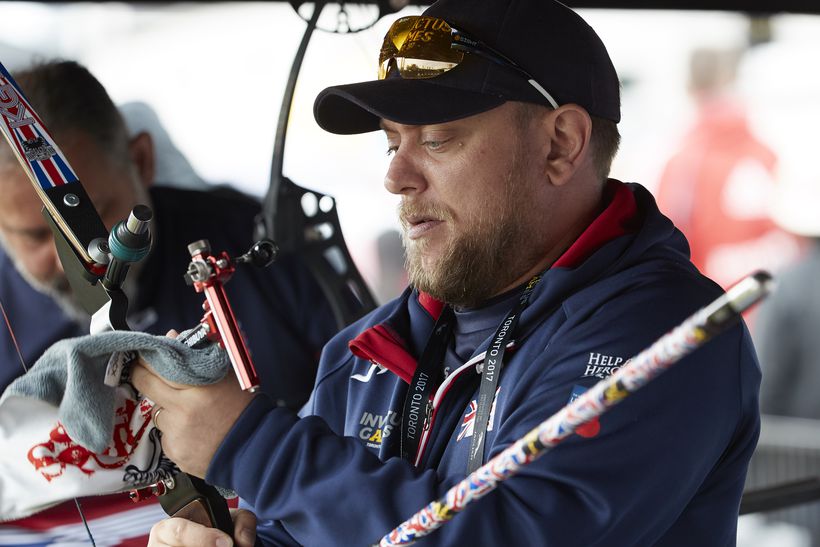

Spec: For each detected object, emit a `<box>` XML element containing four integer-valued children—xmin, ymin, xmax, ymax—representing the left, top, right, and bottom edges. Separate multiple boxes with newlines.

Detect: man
<box><xmin>0</xmin><ymin>61</ymin><xmax>337</xmax><ymax>544</ymax></box>
<box><xmin>135</xmin><ymin>0</ymin><xmax>761</xmax><ymax>545</ymax></box>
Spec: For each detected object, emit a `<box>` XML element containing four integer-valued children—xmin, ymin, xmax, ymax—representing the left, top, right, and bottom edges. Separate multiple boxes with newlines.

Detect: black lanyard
<box><xmin>400</xmin><ymin>306</ymin><xmax>455</xmax><ymax>462</ymax></box>
<box><xmin>399</xmin><ymin>274</ymin><xmax>543</xmax><ymax>468</ymax></box>
<box><xmin>466</xmin><ymin>274</ymin><xmax>541</xmax><ymax>472</ymax></box>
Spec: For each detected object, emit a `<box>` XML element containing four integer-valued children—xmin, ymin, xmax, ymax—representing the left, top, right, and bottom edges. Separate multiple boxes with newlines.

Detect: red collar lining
<box><xmin>417</xmin><ymin>291</ymin><xmax>445</xmax><ymax>320</ymax></box>
<box><xmin>349</xmin><ymin>324</ymin><xmax>417</xmax><ymax>384</ymax></box>
<box><xmin>553</xmin><ymin>180</ymin><xmax>637</xmax><ymax>268</ymax></box>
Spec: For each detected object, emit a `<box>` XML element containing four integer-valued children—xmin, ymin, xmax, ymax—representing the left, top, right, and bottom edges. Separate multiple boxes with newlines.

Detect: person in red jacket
<box><xmin>655</xmin><ymin>47</ymin><xmax>799</xmax><ymax>289</ymax></box>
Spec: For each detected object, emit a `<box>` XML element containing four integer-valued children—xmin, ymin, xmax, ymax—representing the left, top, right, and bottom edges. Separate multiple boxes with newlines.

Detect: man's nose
<box><xmin>384</xmin><ymin>147</ymin><xmax>427</xmax><ymax>196</ymax></box>
<box><xmin>47</xmin><ymin>242</ymin><xmax>65</xmax><ymax>276</ymax></box>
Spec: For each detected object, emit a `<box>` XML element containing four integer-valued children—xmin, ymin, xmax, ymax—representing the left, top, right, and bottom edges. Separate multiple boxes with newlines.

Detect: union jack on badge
<box><xmin>457</xmin><ymin>387</ymin><xmax>500</xmax><ymax>442</ymax></box>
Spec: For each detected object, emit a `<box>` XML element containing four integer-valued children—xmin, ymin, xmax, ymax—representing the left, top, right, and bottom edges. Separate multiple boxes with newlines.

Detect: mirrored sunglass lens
<box><xmin>379</xmin><ymin>17</ymin><xmax>417</xmax><ymax>78</ymax></box>
<box><xmin>394</xmin><ymin>58</ymin><xmax>460</xmax><ymax>79</ymax></box>
<box><xmin>378</xmin><ymin>16</ymin><xmax>465</xmax><ymax>80</ymax></box>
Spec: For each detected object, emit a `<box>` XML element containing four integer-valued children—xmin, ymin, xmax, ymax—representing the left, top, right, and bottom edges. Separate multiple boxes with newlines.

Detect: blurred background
<box><xmin>2</xmin><ymin>1</ymin><xmax>820</xmax><ymax>544</ymax></box>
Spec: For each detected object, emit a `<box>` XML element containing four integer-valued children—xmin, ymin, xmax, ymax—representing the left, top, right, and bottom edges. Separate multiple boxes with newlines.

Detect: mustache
<box><xmin>397</xmin><ymin>201</ymin><xmax>454</xmax><ymax>229</ymax></box>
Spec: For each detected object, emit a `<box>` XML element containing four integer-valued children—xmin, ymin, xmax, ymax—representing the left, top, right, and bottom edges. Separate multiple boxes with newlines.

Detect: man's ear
<box><xmin>129</xmin><ymin>131</ymin><xmax>155</xmax><ymax>189</ymax></box>
<box><xmin>544</xmin><ymin>104</ymin><xmax>592</xmax><ymax>186</ymax></box>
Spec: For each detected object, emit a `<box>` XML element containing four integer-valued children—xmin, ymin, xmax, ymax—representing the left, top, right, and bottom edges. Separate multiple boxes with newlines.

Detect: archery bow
<box><xmin>0</xmin><ymin>61</ymin><xmax>234</xmax><ymax>540</ymax></box>
<box><xmin>0</xmin><ymin>59</ymin><xmax>119</xmax><ymax>545</ymax></box>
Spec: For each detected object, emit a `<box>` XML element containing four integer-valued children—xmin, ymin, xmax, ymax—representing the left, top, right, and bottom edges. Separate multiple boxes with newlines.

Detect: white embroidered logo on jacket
<box><xmin>351</xmin><ymin>363</ymin><xmax>389</xmax><ymax>383</ymax></box>
<box><xmin>582</xmin><ymin>352</ymin><xmax>628</xmax><ymax>379</ymax></box>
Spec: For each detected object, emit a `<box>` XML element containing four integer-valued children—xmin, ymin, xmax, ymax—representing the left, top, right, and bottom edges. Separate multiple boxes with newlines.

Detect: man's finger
<box><xmin>230</xmin><ymin>509</ymin><xmax>257</xmax><ymax>547</ymax></box>
<box><xmin>148</xmin><ymin>517</ymin><xmax>233</xmax><ymax>547</ymax></box>
<box><xmin>130</xmin><ymin>363</ymin><xmax>183</xmax><ymax>405</ymax></box>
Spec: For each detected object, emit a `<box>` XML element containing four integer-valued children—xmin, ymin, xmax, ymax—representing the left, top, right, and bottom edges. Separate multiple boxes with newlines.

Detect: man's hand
<box><xmin>130</xmin><ymin>349</ymin><xmax>256</xmax><ymax>477</ymax></box>
<box><xmin>148</xmin><ymin>508</ymin><xmax>257</xmax><ymax>547</ymax></box>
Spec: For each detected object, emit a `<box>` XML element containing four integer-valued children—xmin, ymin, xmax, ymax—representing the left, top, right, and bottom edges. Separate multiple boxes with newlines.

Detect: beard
<box><xmin>0</xmin><ymin>232</ymin><xmax>144</xmax><ymax>328</ymax></box>
<box><xmin>37</xmin><ymin>275</ymin><xmax>92</xmax><ymax>326</ymax></box>
<box><xmin>2</xmin><ymin>245</ymin><xmax>91</xmax><ymax>325</ymax></box>
<box><xmin>400</xmin><ymin>149</ymin><xmax>537</xmax><ymax>308</ymax></box>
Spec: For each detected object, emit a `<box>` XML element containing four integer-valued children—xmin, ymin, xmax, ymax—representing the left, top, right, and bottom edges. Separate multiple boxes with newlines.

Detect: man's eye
<box><xmin>386</xmin><ymin>146</ymin><xmax>398</xmax><ymax>157</ymax></box>
<box><xmin>15</xmin><ymin>230</ymin><xmax>52</xmax><ymax>248</ymax></box>
<box><xmin>28</xmin><ymin>231</ymin><xmax>52</xmax><ymax>244</ymax></box>
<box><xmin>423</xmin><ymin>138</ymin><xmax>450</xmax><ymax>151</ymax></box>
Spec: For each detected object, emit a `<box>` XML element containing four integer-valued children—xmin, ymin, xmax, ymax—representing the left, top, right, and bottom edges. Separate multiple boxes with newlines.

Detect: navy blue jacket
<box><xmin>209</xmin><ymin>182</ymin><xmax>761</xmax><ymax>546</ymax></box>
<box><xmin>0</xmin><ymin>185</ymin><xmax>338</xmax><ymax>409</ymax></box>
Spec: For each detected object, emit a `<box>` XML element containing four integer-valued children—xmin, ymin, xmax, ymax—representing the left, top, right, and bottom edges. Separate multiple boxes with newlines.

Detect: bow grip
<box><xmin>159</xmin><ymin>473</ymin><xmax>234</xmax><ymax>536</ymax></box>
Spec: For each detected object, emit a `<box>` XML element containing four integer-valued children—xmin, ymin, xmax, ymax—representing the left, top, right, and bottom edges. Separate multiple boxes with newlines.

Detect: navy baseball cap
<box><xmin>313</xmin><ymin>0</ymin><xmax>621</xmax><ymax>135</ymax></box>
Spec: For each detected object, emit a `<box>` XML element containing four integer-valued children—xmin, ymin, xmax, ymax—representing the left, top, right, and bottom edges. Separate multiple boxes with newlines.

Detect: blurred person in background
<box><xmin>0</xmin><ymin>60</ymin><xmax>337</xmax><ymax>545</ymax></box>
<box><xmin>655</xmin><ymin>46</ymin><xmax>799</xmax><ymax>290</ymax></box>
<box><xmin>755</xmin><ymin>170</ymin><xmax>820</xmax><ymax>419</ymax></box>
<box><xmin>748</xmin><ymin>168</ymin><xmax>820</xmax><ymax>547</ymax></box>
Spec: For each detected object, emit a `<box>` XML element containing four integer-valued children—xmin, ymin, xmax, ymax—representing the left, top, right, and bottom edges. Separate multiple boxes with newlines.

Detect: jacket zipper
<box><xmin>412</xmin><ymin>342</ymin><xmax>515</xmax><ymax>467</ymax></box>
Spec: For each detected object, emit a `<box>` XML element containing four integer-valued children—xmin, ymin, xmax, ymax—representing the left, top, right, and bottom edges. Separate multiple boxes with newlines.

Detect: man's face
<box><xmin>0</xmin><ymin>131</ymin><xmax>148</xmax><ymax>316</ymax></box>
<box><xmin>382</xmin><ymin>102</ymin><xmax>553</xmax><ymax>308</ymax></box>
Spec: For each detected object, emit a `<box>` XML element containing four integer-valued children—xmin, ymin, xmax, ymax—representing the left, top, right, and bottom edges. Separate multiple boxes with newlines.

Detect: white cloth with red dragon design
<box><xmin>0</xmin><ymin>330</ymin><xmax>229</xmax><ymax>520</ymax></box>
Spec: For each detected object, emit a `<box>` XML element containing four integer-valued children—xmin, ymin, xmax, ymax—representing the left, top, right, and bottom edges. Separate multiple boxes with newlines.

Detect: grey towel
<box><xmin>0</xmin><ymin>330</ymin><xmax>229</xmax><ymax>453</ymax></box>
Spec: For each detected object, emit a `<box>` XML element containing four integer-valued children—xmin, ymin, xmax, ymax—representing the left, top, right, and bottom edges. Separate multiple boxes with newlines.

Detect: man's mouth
<box><xmin>404</xmin><ymin>215</ymin><xmax>444</xmax><ymax>239</ymax></box>
<box><xmin>405</xmin><ymin>213</ymin><xmax>439</xmax><ymax>226</ymax></box>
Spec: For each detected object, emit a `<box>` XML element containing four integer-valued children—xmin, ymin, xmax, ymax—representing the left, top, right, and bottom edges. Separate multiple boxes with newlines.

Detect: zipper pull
<box><xmin>422</xmin><ymin>399</ymin><xmax>434</xmax><ymax>431</ymax></box>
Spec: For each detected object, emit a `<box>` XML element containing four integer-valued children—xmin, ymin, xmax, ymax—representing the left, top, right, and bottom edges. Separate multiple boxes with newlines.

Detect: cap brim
<box><xmin>313</xmin><ymin>77</ymin><xmax>506</xmax><ymax>135</ymax></box>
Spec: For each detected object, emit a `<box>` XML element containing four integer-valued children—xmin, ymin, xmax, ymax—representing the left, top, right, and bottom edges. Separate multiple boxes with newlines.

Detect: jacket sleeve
<box><xmin>209</xmin><ymin>397</ymin><xmax>449</xmax><ymax>546</ymax></box>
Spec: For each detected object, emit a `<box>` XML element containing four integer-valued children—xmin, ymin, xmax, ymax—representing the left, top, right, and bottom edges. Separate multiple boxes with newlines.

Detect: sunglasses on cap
<box><xmin>378</xmin><ymin>15</ymin><xmax>559</xmax><ymax>110</ymax></box>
